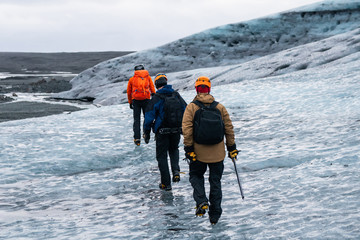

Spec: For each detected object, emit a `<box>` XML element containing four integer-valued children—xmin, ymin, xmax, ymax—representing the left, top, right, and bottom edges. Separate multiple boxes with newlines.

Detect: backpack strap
<box><xmin>193</xmin><ymin>100</ymin><xmax>218</xmax><ymax>109</ymax></box>
<box><xmin>210</xmin><ymin>101</ymin><xmax>219</xmax><ymax>108</ymax></box>
<box><xmin>193</xmin><ymin>100</ymin><xmax>203</xmax><ymax>108</ymax></box>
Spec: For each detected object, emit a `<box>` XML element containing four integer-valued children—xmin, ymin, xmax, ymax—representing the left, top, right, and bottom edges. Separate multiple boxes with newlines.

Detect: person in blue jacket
<box><xmin>143</xmin><ymin>73</ymin><xmax>187</xmax><ymax>191</ymax></box>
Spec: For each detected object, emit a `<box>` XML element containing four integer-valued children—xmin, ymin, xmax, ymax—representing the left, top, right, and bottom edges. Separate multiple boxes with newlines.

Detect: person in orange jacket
<box><xmin>127</xmin><ymin>64</ymin><xmax>156</xmax><ymax>146</ymax></box>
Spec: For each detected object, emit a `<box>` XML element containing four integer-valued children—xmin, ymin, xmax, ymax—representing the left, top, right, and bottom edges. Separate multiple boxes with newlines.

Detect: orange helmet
<box><xmin>154</xmin><ymin>73</ymin><xmax>167</xmax><ymax>89</ymax></box>
<box><xmin>155</xmin><ymin>73</ymin><xmax>167</xmax><ymax>82</ymax></box>
<box><xmin>195</xmin><ymin>76</ymin><xmax>211</xmax><ymax>88</ymax></box>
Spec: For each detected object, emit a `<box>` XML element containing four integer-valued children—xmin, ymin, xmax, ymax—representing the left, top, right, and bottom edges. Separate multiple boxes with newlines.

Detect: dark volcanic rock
<box><xmin>0</xmin><ymin>51</ymin><xmax>133</xmax><ymax>74</ymax></box>
<box><xmin>0</xmin><ymin>101</ymin><xmax>83</xmax><ymax>122</ymax></box>
<box><xmin>0</xmin><ymin>94</ymin><xmax>14</xmax><ymax>103</ymax></box>
<box><xmin>0</xmin><ymin>51</ymin><xmax>133</xmax><ymax>94</ymax></box>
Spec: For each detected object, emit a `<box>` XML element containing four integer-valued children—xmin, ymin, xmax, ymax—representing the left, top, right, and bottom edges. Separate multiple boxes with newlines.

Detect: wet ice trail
<box><xmin>1</xmin><ymin>62</ymin><xmax>359</xmax><ymax>239</ymax></box>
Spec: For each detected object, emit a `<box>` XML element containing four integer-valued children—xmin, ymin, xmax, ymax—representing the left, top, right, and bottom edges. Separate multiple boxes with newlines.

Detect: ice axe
<box><xmin>232</xmin><ymin>157</ymin><xmax>245</xmax><ymax>200</ymax></box>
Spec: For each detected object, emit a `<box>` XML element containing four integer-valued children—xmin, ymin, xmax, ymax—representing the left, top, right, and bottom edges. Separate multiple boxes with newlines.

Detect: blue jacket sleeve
<box><xmin>143</xmin><ymin>98</ymin><xmax>157</xmax><ymax>133</ymax></box>
<box><xmin>144</xmin><ymin>95</ymin><xmax>165</xmax><ymax>133</ymax></box>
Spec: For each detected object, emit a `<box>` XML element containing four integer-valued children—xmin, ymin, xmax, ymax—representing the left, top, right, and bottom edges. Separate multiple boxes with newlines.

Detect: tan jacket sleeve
<box><xmin>182</xmin><ymin>103</ymin><xmax>197</xmax><ymax>147</ymax></box>
<box><xmin>218</xmin><ymin>103</ymin><xmax>236</xmax><ymax>147</ymax></box>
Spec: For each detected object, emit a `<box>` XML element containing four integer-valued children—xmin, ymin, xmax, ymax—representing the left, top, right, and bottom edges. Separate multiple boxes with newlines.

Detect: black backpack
<box><xmin>157</xmin><ymin>92</ymin><xmax>184</xmax><ymax>128</ymax></box>
<box><xmin>193</xmin><ymin>100</ymin><xmax>224</xmax><ymax>145</ymax></box>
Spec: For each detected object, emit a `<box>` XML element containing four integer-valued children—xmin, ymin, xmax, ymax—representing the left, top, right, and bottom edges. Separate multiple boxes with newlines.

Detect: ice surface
<box><xmin>1</xmin><ymin>0</ymin><xmax>360</xmax><ymax>239</ymax></box>
<box><xmin>1</xmin><ymin>51</ymin><xmax>360</xmax><ymax>239</ymax></box>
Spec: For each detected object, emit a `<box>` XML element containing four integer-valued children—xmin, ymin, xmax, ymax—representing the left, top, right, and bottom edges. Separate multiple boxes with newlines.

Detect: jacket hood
<box><xmin>193</xmin><ymin>93</ymin><xmax>215</xmax><ymax>104</ymax></box>
<box><xmin>157</xmin><ymin>84</ymin><xmax>174</xmax><ymax>94</ymax></box>
<box><xmin>134</xmin><ymin>70</ymin><xmax>149</xmax><ymax>78</ymax></box>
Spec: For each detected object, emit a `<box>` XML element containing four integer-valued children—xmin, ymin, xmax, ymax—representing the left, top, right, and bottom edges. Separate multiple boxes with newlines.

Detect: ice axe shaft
<box><xmin>232</xmin><ymin>157</ymin><xmax>245</xmax><ymax>200</ymax></box>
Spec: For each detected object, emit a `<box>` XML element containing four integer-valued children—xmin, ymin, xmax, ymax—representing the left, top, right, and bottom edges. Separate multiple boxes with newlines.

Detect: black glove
<box><xmin>129</xmin><ymin>103</ymin><xmax>133</xmax><ymax>109</ymax></box>
<box><xmin>227</xmin><ymin>144</ymin><xmax>240</xmax><ymax>160</ymax></box>
<box><xmin>184</xmin><ymin>145</ymin><xmax>196</xmax><ymax>161</ymax></box>
<box><xmin>143</xmin><ymin>131</ymin><xmax>150</xmax><ymax>144</ymax></box>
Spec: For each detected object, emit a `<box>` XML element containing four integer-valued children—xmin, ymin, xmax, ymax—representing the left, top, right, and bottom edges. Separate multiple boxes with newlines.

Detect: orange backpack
<box><xmin>128</xmin><ymin>70</ymin><xmax>154</xmax><ymax>101</ymax></box>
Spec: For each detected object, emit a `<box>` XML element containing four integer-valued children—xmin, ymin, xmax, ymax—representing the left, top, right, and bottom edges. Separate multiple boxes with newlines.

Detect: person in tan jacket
<box><xmin>182</xmin><ymin>76</ymin><xmax>239</xmax><ymax>225</ymax></box>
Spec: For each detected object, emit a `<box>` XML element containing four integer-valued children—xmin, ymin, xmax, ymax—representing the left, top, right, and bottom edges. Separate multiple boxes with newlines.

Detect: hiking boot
<box><xmin>159</xmin><ymin>183</ymin><xmax>172</xmax><ymax>191</ymax></box>
<box><xmin>195</xmin><ymin>202</ymin><xmax>209</xmax><ymax>216</ymax></box>
<box><xmin>172</xmin><ymin>174</ymin><xmax>180</xmax><ymax>183</ymax></box>
<box><xmin>134</xmin><ymin>139</ymin><xmax>140</xmax><ymax>146</ymax></box>
<box><xmin>209</xmin><ymin>216</ymin><xmax>219</xmax><ymax>225</ymax></box>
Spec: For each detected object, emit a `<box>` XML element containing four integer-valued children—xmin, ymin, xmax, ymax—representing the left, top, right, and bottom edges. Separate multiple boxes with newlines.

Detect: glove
<box><xmin>143</xmin><ymin>132</ymin><xmax>150</xmax><ymax>144</ymax></box>
<box><xmin>186</xmin><ymin>152</ymin><xmax>196</xmax><ymax>162</ymax></box>
<box><xmin>228</xmin><ymin>149</ymin><xmax>239</xmax><ymax>160</ymax></box>
<box><xmin>129</xmin><ymin>103</ymin><xmax>133</xmax><ymax>109</ymax></box>
<box><xmin>227</xmin><ymin>144</ymin><xmax>239</xmax><ymax>160</ymax></box>
<box><xmin>184</xmin><ymin>145</ymin><xmax>196</xmax><ymax>161</ymax></box>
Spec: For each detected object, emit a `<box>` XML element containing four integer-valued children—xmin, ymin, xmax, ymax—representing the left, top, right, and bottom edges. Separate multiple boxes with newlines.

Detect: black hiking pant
<box><xmin>155</xmin><ymin>132</ymin><xmax>181</xmax><ymax>187</ymax></box>
<box><xmin>132</xmin><ymin>99</ymin><xmax>150</xmax><ymax>140</ymax></box>
<box><xmin>189</xmin><ymin>160</ymin><xmax>224</xmax><ymax>220</ymax></box>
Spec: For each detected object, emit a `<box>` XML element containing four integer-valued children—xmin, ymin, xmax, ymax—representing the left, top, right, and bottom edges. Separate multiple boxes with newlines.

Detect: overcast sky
<box><xmin>0</xmin><ymin>0</ymin><xmax>322</xmax><ymax>53</ymax></box>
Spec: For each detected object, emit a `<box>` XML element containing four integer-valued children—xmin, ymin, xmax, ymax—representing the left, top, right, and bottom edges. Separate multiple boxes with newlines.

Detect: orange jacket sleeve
<box><xmin>127</xmin><ymin>77</ymin><xmax>133</xmax><ymax>104</ymax></box>
<box><xmin>149</xmin><ymin>76</ymin><xmax>156</xmax><ymax>94</ymax></box>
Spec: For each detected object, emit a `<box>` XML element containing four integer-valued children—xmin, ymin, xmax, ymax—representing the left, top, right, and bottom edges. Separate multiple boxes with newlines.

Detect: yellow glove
<box><xmin>185</xmin><ymin>152</ymin><xmax>197</xmax><ymax>161</ymax></box>
<box><xmin>228</xmin><ymin>149</ymin><xmax>239</xmax><ymax>160</ymax></box>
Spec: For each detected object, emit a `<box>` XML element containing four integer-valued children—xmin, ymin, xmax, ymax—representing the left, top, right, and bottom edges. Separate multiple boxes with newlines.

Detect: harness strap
<box><xmin>158</xmin><ymin>127</ymin><xmax>182</xmax><ymax>135</ymax></box>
